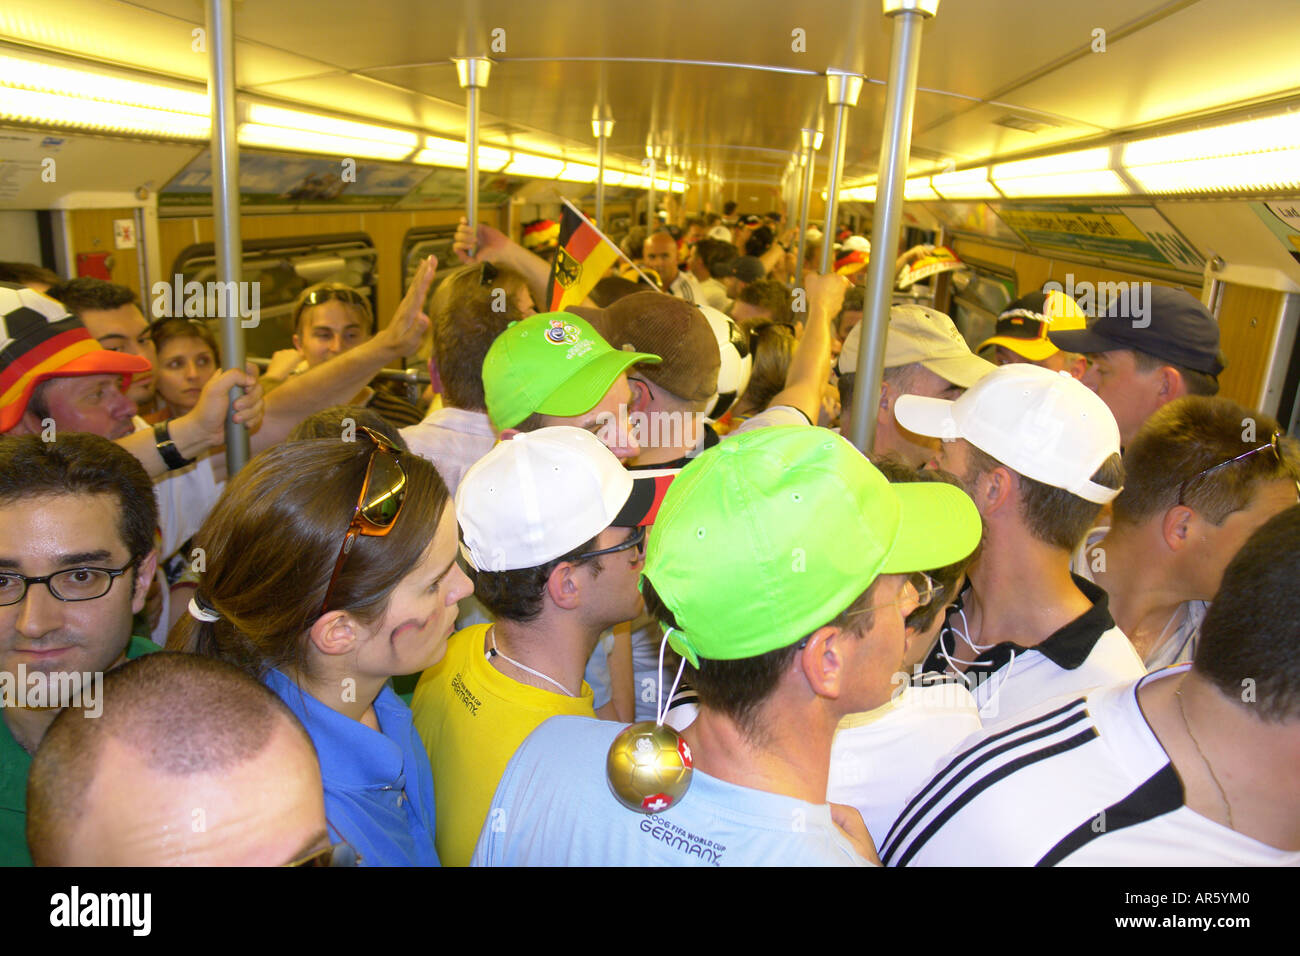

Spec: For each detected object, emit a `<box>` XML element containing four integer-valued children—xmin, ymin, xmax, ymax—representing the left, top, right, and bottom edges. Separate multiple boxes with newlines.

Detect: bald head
<box><xmin>643</xmin><ymin>231</ymin><xmax>679</xmax><ymax>289</ymax></box>
<box><xmin>27</xmin><ymin>652</ymin><xmax>327</xmax><ymax>866</ymax></box>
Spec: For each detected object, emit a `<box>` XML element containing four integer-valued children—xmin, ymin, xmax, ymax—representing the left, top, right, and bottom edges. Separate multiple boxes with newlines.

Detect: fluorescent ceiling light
<box><xmin>558</xmin><ymin>163</ymin><xmax>600</xmax><ymax>183</ymax></box>
<box><xmin>0</xmin><ymin>53</ymin><xmax>208</xmax><ymax>115</ymax></box>
<box><xmin>931</xmin><ymin>167</ymin><xmax>999</xmax><ymax>199</ymax></box>
<box><xmin>412</xmin><ymin>137</ymin><xmax>510</xmax><ymax>171</ymax></box>
<box><xmin>1123</xmin><ymin>112</ymin><xmax>1300</xmax><ymax>193</ymax></box>
<box><xmin>504</xmin><ymin>154</ymin><xmax>565</xmax><ymax>178</ymax></box>
<box><xmin>0</xmin><ymin>85</ymin><xmax>209</xmax><ymax>139</ymax></box>
<box><xmin>600</xmin><ymin>171</ymin><xmax>626</xmax><ymax>186</ymax></box>
<box><xmin>238</xmin><ymin>124</ymin><xmax>415</xmax><ymax>161</ymax></box>
<box><xmin>903</xmin><ymin>177</ymin><xmax>939</xmax><ymax>201</ymax></box>
<box><xmin>245</xmin><ymin>103</ymin><xmax>418</xmax><ymax>148</ymax></box>
<box><xmin>992</xmin><ymin>148</ymin><xmax>1127</xmax><ymax>197</ymax></box>
<box><xmin>838</xmin><ymin>184</ymin><xmax>877</xmax><ymax>202</ymax></box>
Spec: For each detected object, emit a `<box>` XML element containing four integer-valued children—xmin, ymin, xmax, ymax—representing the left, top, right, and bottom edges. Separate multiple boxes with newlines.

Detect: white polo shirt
<box><xmin>400</xmin><ymin>406</ymin><xmax>496</xmax><ymax>497</ymax></box>
<box><xmin>879</xmin><ymin>665</ymin><xmax>1300</xmax><ymax>866</ymax></box>
<box><xmin>828</xmin><ymin>675</ymin><xmax>982</xmax><ymax>845</ymax></box>
<box><xmin>923</xmin><ymin>575</ymin><xmax>1145</xmax><ymax>728</ymax></box>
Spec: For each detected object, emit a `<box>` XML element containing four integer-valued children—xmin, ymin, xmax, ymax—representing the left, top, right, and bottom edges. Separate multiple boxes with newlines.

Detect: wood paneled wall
<box><xmin>68</xmin><ymin>208</ymin><xmax>141</xmax><ymax>290</ymax></box>
<box><xmin>1215</xmin><ymin>283</ymin><xmax>1285</xmax><ymax>410</ymax></box>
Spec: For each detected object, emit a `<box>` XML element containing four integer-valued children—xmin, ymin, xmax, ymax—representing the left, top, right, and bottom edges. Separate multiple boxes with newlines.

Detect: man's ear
<box><xmin>9</xmin><ymin>411</ymin><xmax>41</xmax><ymax>436</ymax></box>
<box><xmin>982</xmin><ymin>465</ymin><xmax>1016</xmax><ymax>515</ymax></box>
<box><xmin>427</xmin><ymin>356</ymin><xmax>444</xmax><ymax>397</ymax></box>
<box><xmin>544</xmin><ymin>561</ymin><xmax>583</xmax><ymax>611</ymax></box>
<box><xmin>291</xmin><ymin>333</ymin><xmax>303</xmax><ymax>353</ymax></box>
<box><xmin>876</xmin><ymin>381</ymin><xmax>892</xmax><ymax>424</ymax></box>
<box><xmin>130</xmin><ymin>550</ymin><xmax>160</xmax><ymax>614</ymax></box>
<box><xmin>1159</xmin><ymin>365</ymin><xmax>1185</xmax><ymax>400</ymax></box>
<box><xmin>307</xmin><ymin>610</ymin><xmax>361</xmax><ymax>657</ymax></box>
<box><xmin>628</xmin><ymin>378</ymin><xmax>652</xmax><ymax>413</ymax></box>
<box><xmin>798</xmin><ymin>624</ymin><xmax>847</xmax><ymax>700</ymax></box>
<box><xmin>1160</xmin><ymin>505</ymin><xmax>1194</xmax><ymax>552</ymax></box>
<box><xmin>499</xmin><ymin>427</ymin><xmax>520</xmax><ymax>442</ymax></box>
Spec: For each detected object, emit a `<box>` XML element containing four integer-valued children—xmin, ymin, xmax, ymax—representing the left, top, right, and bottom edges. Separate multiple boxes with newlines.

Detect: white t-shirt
<box><xmin>132</xmin><ymin>417</ymin><xmax>224</xmax><ymax>645</ymax></box>
<box><xmin>828</xmin><ymin>676</ymin><xmax>982</xmax><ymax>845</ymax></box>
<box><xmin>668</xmin><ymin>271</ymin><xmax>704</xmax><ymax>304</ymax></box>
<box><xmin>1072</xmin><ymin>526</ymin><xmax>1209</xmax><ymax>669</ymax></box>
<box><xmin>925</xmin><ymin>576</ymin><xmax>1145</xmax><ymax>729</ymax></box>
<box><xmin>400</xmin><ymin>406</ymin><xmax>496</xmax><ymax>497</ymax></box>
<box><xmin>880</xmin><ymin>665</ymin><xmax>1300</xmax><ymax>866</ymax></box>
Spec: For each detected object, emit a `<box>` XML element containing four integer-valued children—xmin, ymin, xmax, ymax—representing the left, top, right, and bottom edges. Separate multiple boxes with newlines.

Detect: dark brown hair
<box><xmin>470</xmin><ymin>535</ymin><xmax>600</xmax><ymax>622</ymax></box>
<box><xmin>967</xmin><ymin>443</ymin><xmax>1124</xmax><ymax>551</ymax></box>
<box><xmin>177</xmin><ymin>438</ymin><xmax>450</xmax><ymax>678</ymax></box>
<box><xmin>1195</xmin><ymin>505</ymin><xmax>1300</xmax><ymax>720</ymax></box>
<box><xmin>641</xmin><ymin>577</ymin><xmax>881</xmax><ymax>743</ymax></box>
<box><xmin>26</xmin><ymin>652</ymin><xmax>314</xmax><ymax>865</ymax></box>
<box><xmin>1113</xmin><ymin>396</ymin><xmax>1296</xmax><ymax>527</ymax></box>
<box><xmin>428</xmin><ymin>263</ymin><xmax>523</xmax><ymax>411</ymax></box>
<box><xmin>737</xmin><ymin>324</ymin><xmax>796</xmax><ymax>413</ymax></box>
<box><xmin>0</xmin><ymin>433</ymin><xmax>157</xmax><ymax>564</ymax></box>
<box><xmin>736</xmin><ymin>279</ymin><xmax>793</xmax><ymax>328</ymax></box>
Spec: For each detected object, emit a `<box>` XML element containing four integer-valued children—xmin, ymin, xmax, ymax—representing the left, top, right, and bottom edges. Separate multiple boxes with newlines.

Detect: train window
<box><xmin>167</xmin><ymin>233</ymin><xmax>377</xmax><ymax>358</ymax></box>
<box><xmin>948</xmin><ymin>259</ymin><xmax>1017</xmax><ymax>354</ymax></box>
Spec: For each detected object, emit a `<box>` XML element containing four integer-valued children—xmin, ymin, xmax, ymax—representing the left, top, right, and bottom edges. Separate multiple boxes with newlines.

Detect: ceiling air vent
<box><xmin>993</xmin><ymin>114</ymin><xmax>1058</xmax><ymax>134</ymax></box>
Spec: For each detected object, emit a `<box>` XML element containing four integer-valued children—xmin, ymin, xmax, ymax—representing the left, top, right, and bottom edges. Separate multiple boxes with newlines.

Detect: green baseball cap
<box><xmin>642</xmin><ymin>426</ymin><xmax>982</xmax><ymax>667</ymax></box>
<box><xmin>482</xmin><ymin>311</ymin><xmax>661</xmax><ymax>432</ymax></box>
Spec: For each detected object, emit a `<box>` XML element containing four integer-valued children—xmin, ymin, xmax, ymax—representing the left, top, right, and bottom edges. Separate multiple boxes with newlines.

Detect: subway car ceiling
<box><xmin>1</xmin><ymin>0</ymin><xmax>1299</xmax><ymax>418</ymax></box>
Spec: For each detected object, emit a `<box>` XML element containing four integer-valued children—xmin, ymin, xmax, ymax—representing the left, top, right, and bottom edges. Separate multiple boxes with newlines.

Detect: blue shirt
<box><xmin>472</xmin><ymin>716</ymin><xmax>870</xmax><ymax>867</ymax></box>
<box><xmin>264</xmin><ymin>669</ymin><xmax>439</xmax><ymax>867</ymax></box>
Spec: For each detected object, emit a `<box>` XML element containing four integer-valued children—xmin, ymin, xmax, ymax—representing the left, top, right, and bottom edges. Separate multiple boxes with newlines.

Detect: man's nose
<box><xmin>14</xmin><ymin>583</ymin><xmax>65</xmax><ymax>640</ymax></box>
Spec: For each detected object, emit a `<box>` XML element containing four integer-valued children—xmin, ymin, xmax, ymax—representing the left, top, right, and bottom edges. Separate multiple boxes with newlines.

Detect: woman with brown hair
<box><xmin>173</xmin><ymin>431</ymin><xmax>472</xmax><ymax>866</ymax></box>
<box><xmin>143</xmin><ymin>318</ymin><xmax>221</xmax><ymax>423</ymax></box>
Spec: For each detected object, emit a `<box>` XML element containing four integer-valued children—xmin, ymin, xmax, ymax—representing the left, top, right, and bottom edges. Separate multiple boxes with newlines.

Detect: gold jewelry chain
<box><xmin>1175</xmin><ymin>685</ymin><xmax>1234</xmax><ymax>831</ymax></box>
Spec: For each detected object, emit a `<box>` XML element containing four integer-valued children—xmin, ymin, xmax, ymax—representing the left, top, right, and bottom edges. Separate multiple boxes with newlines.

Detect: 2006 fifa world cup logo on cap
<box><xmin>545</xmin><ymin>319</ymin><xmax>580</xmax><ymax>346</ymax></box>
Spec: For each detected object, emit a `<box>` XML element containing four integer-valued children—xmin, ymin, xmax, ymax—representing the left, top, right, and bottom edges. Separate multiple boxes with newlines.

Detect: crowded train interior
<box><xmin>0</xmin><ymin>0</ymin><xmax>1298</xmax><ymax>890</ymax></box>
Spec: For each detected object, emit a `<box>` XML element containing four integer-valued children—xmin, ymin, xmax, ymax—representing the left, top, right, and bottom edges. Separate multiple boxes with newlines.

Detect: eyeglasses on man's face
<box><xmin>0</xmin><ymin>561</ymin><xmax>135</xmax><ymax>607</ymax></box>
<box><xmin>573</xmin><ymin>526</ymin><xmax>647</xmax><ymax>562</ymax></box>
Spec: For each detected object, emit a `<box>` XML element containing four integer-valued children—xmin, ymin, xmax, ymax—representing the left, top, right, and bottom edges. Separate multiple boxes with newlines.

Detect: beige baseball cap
<box><xmin>838</xmin><ymin>303</ymin><xmax>995</xmax><ymax>388</ymax></box>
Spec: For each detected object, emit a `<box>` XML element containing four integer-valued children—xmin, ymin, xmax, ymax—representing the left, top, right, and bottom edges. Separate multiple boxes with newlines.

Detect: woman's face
<box><xmin>155</xmin><ymin>336</ymin><xmax>217</xmax><ymax>414</ymax></box>
<box><xmin>354</xmin><ymin>506</ymin><xmax>473</xmax><ymax>679</ymax></box>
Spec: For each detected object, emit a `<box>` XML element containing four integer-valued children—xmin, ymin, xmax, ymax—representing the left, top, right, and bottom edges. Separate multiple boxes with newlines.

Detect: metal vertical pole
<box><xmin>647</xmin><ymin>157</ymin><xmax>657</xmax><ymax>229</ymax></box>
<box><xmin>818</xmin><ymin>72</ymin><xmax>862</xmax><ymax>274</ymax></box>
<box><xmin>849</xmin><ymin>1</ymin><xmax>937</xmax><ymax>454</ymax></box>
<box><xmin>456</xmin><ymin>58</ymin><xmax>491</xmax><ymax>236</ymax></box>
<box><xmin>206</xmin><ymin>0</ymin><xmax>248</xmax><ymax>474</ymax></box>
<box><xmin>794</xmin><ymin>129</ymin><xmax>820</xmax><ymax>283</ymax></box>
<box><xmin>595</xmin><ymin>127</ymin><xmax>607</xmax><ymax>228</ymax></box>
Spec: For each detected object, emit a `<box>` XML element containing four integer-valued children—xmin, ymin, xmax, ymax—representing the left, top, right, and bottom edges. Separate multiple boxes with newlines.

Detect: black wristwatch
<box><xmin>153</xmin><ymin>420</ymin><xmax>196</xmax><ymax>470</ymax></box>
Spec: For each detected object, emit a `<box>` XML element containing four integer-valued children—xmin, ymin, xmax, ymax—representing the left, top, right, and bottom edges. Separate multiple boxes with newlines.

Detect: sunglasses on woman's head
<box><xmin>320</xmin><ymin>427</ymin><xmax>407</xmax><ymax>615</ymax></box>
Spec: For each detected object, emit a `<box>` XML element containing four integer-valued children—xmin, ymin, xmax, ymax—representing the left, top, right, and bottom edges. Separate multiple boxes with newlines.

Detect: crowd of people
<box><xmin>0</xmin><ymin>208</ymin><xmax>1296</xmax><ymax>868</ymax></box>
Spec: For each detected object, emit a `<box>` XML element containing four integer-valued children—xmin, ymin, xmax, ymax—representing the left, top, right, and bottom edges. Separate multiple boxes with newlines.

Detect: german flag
<box><xmin>545</xmin><ymin>203</ymin><xmax>621</xmax><ymax>311</ymax></box>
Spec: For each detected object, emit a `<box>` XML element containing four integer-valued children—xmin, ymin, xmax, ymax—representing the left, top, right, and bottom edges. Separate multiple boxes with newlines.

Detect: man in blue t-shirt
<box><xmin>473</xmin><ymin>425</ymin><xmax>982</xmax><ymax>866</ymax></box>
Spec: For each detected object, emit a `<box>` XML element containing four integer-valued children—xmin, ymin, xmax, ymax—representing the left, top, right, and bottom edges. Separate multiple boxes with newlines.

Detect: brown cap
<box><xmin>600</xmin><ymin>292</ymin><xmax>720</xmax><ymax>402</ymax></box>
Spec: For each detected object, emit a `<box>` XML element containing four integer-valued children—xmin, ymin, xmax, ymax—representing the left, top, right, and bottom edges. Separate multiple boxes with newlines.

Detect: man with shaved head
<box><xmin>643</xmin><ymin>231</ymin><xmax>703</xmax><ymax>303</ymax></box>
<box><xmin>27</xmin><ymin>652</ymin><xmax>331</xmax><ymax>866</ymax></box>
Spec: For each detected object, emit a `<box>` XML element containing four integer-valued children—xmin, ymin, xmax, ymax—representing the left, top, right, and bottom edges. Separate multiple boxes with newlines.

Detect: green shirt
<box><xmin>0</xmin><ymin>636</ymin><xmax>160</xmax><ymax>867</ymax></box>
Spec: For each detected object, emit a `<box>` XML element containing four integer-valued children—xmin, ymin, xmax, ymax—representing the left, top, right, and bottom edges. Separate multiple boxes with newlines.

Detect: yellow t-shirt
<box><xmin>411</xmin><ymin>623</ymin><xmax>597</xmax><ymax>866</ymax></box>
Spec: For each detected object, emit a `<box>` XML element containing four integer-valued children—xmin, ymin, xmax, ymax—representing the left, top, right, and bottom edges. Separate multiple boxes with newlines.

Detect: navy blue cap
<box><xmin>1047</xmin><ymin>286</ymin><xmax>1226</xmax><ymax>377</ymax></box>
<box><xmin>720</xmin><ymin>256</ymin><xmax>765</xmax><ymax>283</ymax></box>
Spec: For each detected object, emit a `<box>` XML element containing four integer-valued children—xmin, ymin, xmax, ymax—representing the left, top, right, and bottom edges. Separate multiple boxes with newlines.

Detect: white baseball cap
<box><xmin>894</xmin><ymin>363</ymin><xmax>1123</xmax><ymax>504</ymax></box>
<box><xmin>838</xmin><ymin>303</ymin><xmax>995</xmax><ymax>386</ymax></box>
<box><xmin>456</xmin><ymin>426</ymin><xmax>670</xmax><ymax>572</ymax></box>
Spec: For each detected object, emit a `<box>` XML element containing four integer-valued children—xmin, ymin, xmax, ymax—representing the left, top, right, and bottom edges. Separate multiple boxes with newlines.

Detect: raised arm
<box><xmin>249</xmin><ymin>255</ymin><xmax>438</xmax><ymax>451</ymax></box>
<box><xmin>453</xmin><ymin>218</ymin><xmax>597</xmax><ymax>310</ymax></box>
<box><xmin>764</xmin><ymin>272</ymin><xmax>848</xmax><ymax>424</ymax></box>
